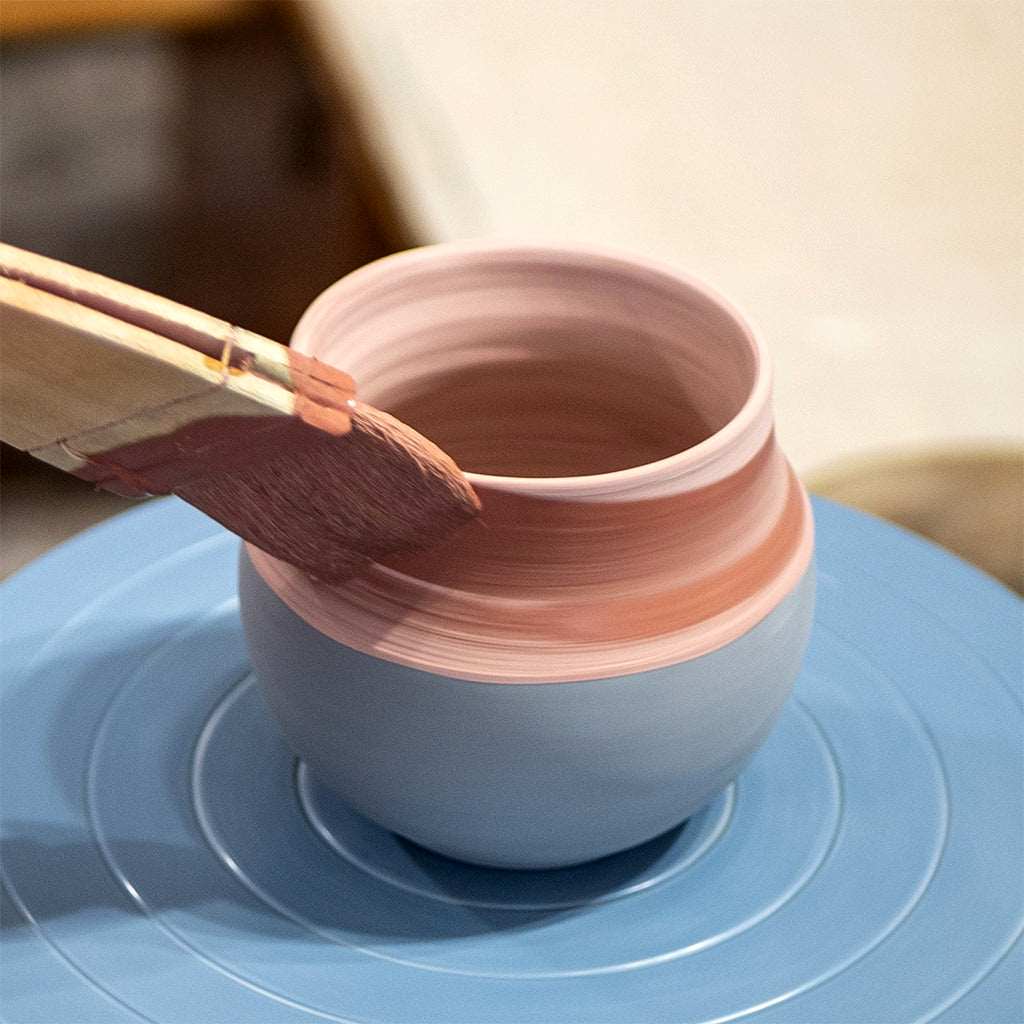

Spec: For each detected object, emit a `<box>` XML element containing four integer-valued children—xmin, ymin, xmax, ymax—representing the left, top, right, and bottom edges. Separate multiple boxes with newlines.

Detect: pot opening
<box><xmin>301</xmin><ymin>247</ymin><xmax>761</xmax><ymax>482</ymax></box>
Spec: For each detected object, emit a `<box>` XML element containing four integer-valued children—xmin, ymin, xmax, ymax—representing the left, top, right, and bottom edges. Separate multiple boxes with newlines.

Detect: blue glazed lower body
<box><xmin>239</xmin><ymin>550</ymin><xmax>815</xmax><ymax>869</ymax></box>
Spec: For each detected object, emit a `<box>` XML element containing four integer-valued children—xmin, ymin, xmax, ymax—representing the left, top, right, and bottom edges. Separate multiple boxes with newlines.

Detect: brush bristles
<box><xmin>177</xmin><ymin>407</ymin><xmax>480</xmax><ymax>581</ymax></box>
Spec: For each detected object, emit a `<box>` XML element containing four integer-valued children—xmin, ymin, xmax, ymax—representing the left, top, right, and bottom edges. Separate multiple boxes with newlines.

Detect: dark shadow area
<box><xmin>0</xmin><ymin>3</ymin><xmax>395</xmax><ymax>576</ymax></box>
<box><xmin>0</xmin><ymin>2</ymin><xmax>390</xmax><ymax>339</ymax></box>
<box><xmin>393</xmin><ymin>820</ymin><xmax>687</xmax><ymax>907</ymax></box>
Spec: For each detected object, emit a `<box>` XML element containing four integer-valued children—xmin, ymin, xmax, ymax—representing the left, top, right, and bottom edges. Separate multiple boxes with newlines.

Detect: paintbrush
<box><xmin>0</xmin><ymin>243</ymin><xmax>480</xmax><ymax>581</ymax></box>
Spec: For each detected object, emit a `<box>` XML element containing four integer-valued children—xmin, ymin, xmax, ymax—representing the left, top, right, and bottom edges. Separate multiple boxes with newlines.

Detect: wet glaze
<box><xmin>247</xmin><ymin>243</ymin><xmax>813</xmax><ymax>682</ymax></box>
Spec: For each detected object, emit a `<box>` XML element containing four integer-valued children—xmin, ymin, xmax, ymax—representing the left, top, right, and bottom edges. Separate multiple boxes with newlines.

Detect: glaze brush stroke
<box><xmin>247</xmin><ymin>435</ymin><xmax>811</xmax><ymax>681</ymax></box>
<box><xmin>247</xmin><ymin>243</ymin><xmax>815</xmax><ymax>683</ymax></box>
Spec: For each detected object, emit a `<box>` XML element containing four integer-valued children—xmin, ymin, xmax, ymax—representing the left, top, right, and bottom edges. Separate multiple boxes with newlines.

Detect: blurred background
<box><xmin>1</xmin><ymin>0</ymin><xmax>1021</xmax><ymax>590</ymax></box>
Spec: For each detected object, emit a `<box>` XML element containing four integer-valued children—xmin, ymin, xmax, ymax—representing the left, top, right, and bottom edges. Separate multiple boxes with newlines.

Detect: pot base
<box><xmin>3</xmin><ymin>495</ymin><xmax>1020</xmax><ymax>1021</ymax></box>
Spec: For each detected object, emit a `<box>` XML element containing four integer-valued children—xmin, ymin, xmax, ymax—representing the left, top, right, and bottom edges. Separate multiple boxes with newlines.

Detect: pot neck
<box><xmin>247</xmin><ymin>430</ymin><xmax>813</xmax><ymax>682</ymax></box>
<box><xmin>255</xmin><ymin>243</ymin><xmax>814</xmax><ymax>681</ymax></box>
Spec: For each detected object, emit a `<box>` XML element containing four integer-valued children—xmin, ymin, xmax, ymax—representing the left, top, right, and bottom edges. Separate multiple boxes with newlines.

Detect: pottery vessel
<box><xmin>239</xmin><ymin>243</ymin><xmax>815</xmax><ymax>869</ymax></box>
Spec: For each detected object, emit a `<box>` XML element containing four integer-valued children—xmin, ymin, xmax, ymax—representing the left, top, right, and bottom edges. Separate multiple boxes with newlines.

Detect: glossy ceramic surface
<box><xmin>241</xmin><ymin>550</ymin><xmax>814</xmax><ymax>869</ymax></box>
<box><xmin>2</xmin><ymin>497</ymin><xmax>1021</xmax><ymax>1022</ymax></box>
<box><xmin>271</xmin><ymin>244</ymin><xmax>813</xmax><ymax>682</ymax></box>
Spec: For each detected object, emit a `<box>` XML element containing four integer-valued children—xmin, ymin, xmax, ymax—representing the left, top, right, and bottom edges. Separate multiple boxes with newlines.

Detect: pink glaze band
<box><xmin>248</xmin><ymin>242</ymin><xmax>815</xmax><ymax>683</ymax></box>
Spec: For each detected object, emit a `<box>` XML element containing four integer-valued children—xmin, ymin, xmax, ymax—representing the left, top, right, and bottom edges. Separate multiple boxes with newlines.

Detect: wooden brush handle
<box><xmin>1</xmin><ymin>245</ymin><xmax>480</xmax><ymax>576</ymax></box>
<box><xmin>0</xmin><ymin>243</ymin><xmax>294</xmax><ymax>382</ymax></box>
<box><xmin>0</xmin><ymin>244</ymin><xmax>354</xmax><ymax>473</ymax></box>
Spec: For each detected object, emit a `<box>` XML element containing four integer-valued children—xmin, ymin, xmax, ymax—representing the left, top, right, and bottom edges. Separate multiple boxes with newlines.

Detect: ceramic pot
<box><xmin>239</xmin><ymin>243</ymin><xmax>815</xmax><ymax>869</ymax></box>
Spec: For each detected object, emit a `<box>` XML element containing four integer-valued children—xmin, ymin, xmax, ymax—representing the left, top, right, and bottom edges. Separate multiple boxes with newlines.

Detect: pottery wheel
<box><xmin>2</xmin><ymin>497</ymin><xmax>1021</xmax><ymax>1023</ymax></box>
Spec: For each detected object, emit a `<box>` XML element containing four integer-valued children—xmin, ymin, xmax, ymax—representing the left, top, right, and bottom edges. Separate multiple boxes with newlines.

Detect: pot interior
<box><xmin>320</xmin><ymin>252</ymin><xmax>759</xmax><ymax>479</ymax></box>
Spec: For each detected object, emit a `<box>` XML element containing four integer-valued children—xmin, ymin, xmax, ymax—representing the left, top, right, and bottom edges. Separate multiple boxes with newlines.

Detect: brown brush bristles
<box><xmin>174</xmin><ymin>406</ymin><xmax>481</xmax><ymax>581</ymax></box>
<box><xmin>71</xmin><ymin>404</ymin><xmax>482</xmax><ymax>581</ymax></box>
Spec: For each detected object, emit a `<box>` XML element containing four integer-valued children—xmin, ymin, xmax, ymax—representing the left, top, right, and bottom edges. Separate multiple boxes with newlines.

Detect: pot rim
<box><xmin>291</xmin><ymin>240</ymin><xmax>774</xmax><ymax>500</ymax></box>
